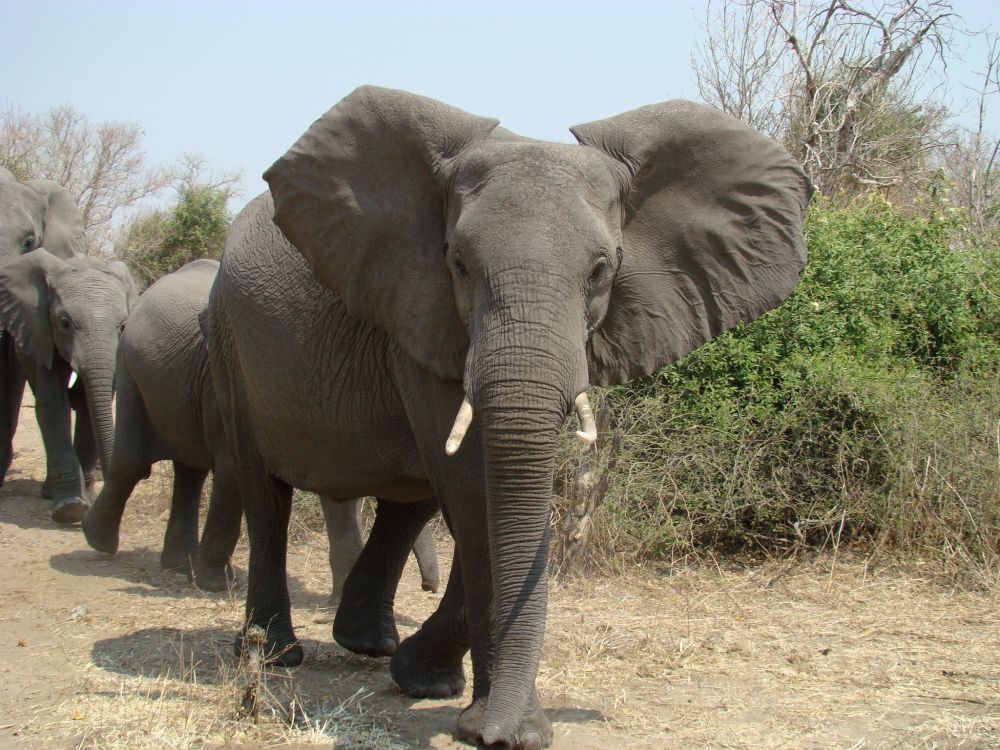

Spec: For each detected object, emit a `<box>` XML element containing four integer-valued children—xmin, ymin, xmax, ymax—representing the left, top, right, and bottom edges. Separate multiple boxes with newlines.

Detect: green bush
<box><xmin>572</xmin><ymin>194</ymin><xmax>1000</xmax><ymax>570</ymax></box>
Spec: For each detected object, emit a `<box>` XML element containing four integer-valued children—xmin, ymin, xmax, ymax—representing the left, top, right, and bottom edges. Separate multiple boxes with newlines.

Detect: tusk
<box><xmin>445</xmin><ymin>397</ymin><xmax>474</xmax><ymax>456</ymax></box>
<box><xmin>574</xmin><ymin>392</ymin><xmax>597</xmax><ymax>446</ymax></box>
<box><xmin>68</xmin><ymin>369</ymin><xmax>78</xmax><ymax>389</ymax></box>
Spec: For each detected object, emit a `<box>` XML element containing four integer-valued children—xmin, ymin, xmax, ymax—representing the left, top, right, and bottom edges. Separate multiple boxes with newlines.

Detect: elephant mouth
<box><xmin>443</xmin><ymin>389</ymin><xmax>597</xmax><ymax>456</ymax></box>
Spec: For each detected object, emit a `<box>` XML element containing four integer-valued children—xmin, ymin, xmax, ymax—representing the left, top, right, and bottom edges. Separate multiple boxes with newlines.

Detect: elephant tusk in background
<box><xmin>575</xmin><ymin>392</ymin><xmax>597</xmax><ymax>446</ymax></box>
<box><xmin>68</xmin><ymin>369</ymin><xmax>78</xmax><ymax>389</ymax></box>
<box><xmin>445</xmin><ymin>397</ymin><xmax>474</xmax><ymax>456</ymax></box>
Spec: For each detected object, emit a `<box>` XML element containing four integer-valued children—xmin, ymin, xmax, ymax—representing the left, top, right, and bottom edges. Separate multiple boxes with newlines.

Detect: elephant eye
<box><xmin>58</xmin><ymin>314</ymin><xmax>72</xmax><ymax>332</ymax></box>
<box><xmin>588</xmin><ymin>257</ymin><xmax>610</xmax><ymax>286</ymax></box>
<box><xmin>452</xmin><ymin>255</ymin><xmax>469</xmax><ymax>280</ymax></box>
<box><xmin>22</xmin><ymin>235</ymin><xmax>35</xmax><ymax>251</ymax></box>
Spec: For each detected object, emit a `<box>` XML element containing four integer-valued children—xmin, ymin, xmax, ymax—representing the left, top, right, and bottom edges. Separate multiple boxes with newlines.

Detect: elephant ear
<box><xmin>571</xmin><ymin>101</ymin><xmax>812</xmax><ymax>386</ymax></box>
<box><xmin>104</xmin><ymin>259</ymin><xmax>140</xmax><ymax>310</ymax></box>
<box><xmin>26</xmin><ymin>179</ymin><xmax>86</xmax><ymax>258</ymax></box>
<box><xmin>264</xmin><ymin>85</ymin><xmax>500</xmax><ymax>379</ymax></box>
<box><xmin>0</xmin><ymin>248</ymin><xmax>71</xmax><ymax>369</ymax></box>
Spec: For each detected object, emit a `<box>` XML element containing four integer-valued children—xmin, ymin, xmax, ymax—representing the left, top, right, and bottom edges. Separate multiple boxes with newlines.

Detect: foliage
<box><xmin>692</xmin><ymin>0</ymin><xmax>957</xmax><ymax>200</ymax></box>
<box><xmin>566</xmin><ymin>195</ymin><xmax>1000</xmax><ymax>571</ymax></box>
<box><xmin>1</xmin><ymin>104</ymin><xmax>173</xmax><ymax>252</ymax></box>
<box><xmin>118</xmin><ymin>180</ymin><xmax>232</xmax><ymax>287</ymax></box>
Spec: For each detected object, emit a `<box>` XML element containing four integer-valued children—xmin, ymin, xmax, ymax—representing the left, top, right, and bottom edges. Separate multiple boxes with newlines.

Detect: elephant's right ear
<box><xmin>26</xmin><ymin>179</ymin><xmax>86</xmax><ymax>258</ymax></box>
<box><xmin>0</xmin><ymin>249</ymin><xmax>70</xmax><ymax>369</ymax></box>
<box><xmin>264</xmin><ymin>85</ymin><xmax>499</xmax><ymax>380</ymax></box>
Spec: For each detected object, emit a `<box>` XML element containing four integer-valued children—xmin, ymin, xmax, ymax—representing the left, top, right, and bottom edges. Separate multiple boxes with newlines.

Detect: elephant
<box><xmin>81</xmin><ymin>259</ymin><xmax>440</xmax><ymax>601</ymax></box>
<box><xmin>0</xmin><ymin>168</ymin><xmax>87</xmax><ymax>486</ymax></box>
<box><xmin>206</xmin><ymin>87</ymin><xmax>812</xmax><ymax>749</ymax></box>
<box><xmin>0</xmin><ymin>247</ymin><xmax>136</xmax><ymax>522</ymax></box>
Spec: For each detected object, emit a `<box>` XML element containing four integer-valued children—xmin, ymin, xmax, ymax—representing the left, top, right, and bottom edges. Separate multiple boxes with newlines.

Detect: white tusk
<box><xmin>445</xmin><ymin>397</ymin><xmax>474</xmax><ymax>456</ymax></box>
<box><xmin>574</xmin><ymin>392</ymin><xmax>597</xmax><ymax>446</ymax></box>
<box><xmin>68</xmin><ymin>370</ymin><xmax>78</xmax><ymax>389</ymax></box>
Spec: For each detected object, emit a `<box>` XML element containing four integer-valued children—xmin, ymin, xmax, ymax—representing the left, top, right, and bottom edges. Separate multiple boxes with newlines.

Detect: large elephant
<box><xmin>0</xmin><ymin>168</ymin><xmax>87</xmax><ymax>485</ymax></box>
<box><xmin>207</xmin><ymin>87</ymin><xmax>811</xmax><ymax>749</ymax></box>
<box><xmin>82</xmin><ymin>259</ymin><xmax>439</xmax><ymax>604</ymax></box>
<box><xmin>0</xmin><ymin>248</ymin><xmax>136</xmax><ymax>522</ymax></box>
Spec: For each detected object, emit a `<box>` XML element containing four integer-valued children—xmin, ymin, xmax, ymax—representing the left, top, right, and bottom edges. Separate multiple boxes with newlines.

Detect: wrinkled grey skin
<box><xmin>0</xmin><ymin>168</ymin><xmax>87</xmax><ymax>487</ymax></box>
<box><xmin>0</xmin><ymin>248</ymin><xmax>136</xmax><ymax>522</ymax></box>
<box><xmin>82</xmin><ymin>260</ymin><xmax>440</xmax><ymax>602</ymax></box>
<box><xmin>208</xmin><ymin>87</ymin><xmax>812</xmax><ymax>750</ymax></box>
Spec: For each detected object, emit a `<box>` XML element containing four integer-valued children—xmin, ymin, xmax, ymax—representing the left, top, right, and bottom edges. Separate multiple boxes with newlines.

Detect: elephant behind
<box><xmin>82</xmin><ymin>259</ymin><xmax>440</xmax><ymax>602</ymax></box>
<box><xmin>0</xmin><ymin>169</ymin><xmax>87</xmax><ymax>492</ymax></box>
<box><xmin>209</xmin><ymin>87</ymin><xmax>811</xmax><ymax>749</ymax></box>
<box><xmin>0</xmin><ymin>248</ymin><xmax>136</xmax><ymax>522</ymax></box>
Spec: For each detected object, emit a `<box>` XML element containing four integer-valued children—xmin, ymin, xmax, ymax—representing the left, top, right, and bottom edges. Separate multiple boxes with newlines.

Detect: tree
<box><xmin>117</xmin><ymin>157</ymin><xmax>237</xmax><ymax>287</ymax></box>
<box><xmin>693</xmin><ymin>0</ymin><xmax>957</xmax><ymax>198</ymax></box>
<box><xmin>1</xmin><ymin>104</ymin><xmax>172</xmax><ymax>252</ymax></box>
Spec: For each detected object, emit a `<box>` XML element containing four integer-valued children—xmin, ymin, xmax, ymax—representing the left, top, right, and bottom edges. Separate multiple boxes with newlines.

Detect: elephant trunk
<box><xmin>467</xmin><ymin>287</ymin><xmax>586</xmax><ymax>745</ymax></box>
<box><xmin>76</xmin><ymin>339</ymin><xmax>117</xmax><ymax>476</ymax></box>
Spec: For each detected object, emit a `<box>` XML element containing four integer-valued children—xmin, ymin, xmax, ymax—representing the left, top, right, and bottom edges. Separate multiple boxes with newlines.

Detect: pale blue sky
<box><xmin>2</xmin><ymin>0</ymin><xmax>998</xmax><ymax>210</ymax></box>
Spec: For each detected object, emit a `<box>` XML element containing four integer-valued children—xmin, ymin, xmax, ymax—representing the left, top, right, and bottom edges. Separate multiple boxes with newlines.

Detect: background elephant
<box><xmin>208</xmin><ymin>87</ymin><xmax>811</xmax><ymax>749</ymax></box>
<box><xmin>82</xmin><ymin>259</ymin><xmax>440</xmax><ymax>603</ymax></box>
<box><xmin>0</xmin><ymin>248</ymin><xmax>136</xmax><ymax>522</ymax></box>
<box><xmin>0</xmin><ymin>168</ymin><xmax>87</xmax><ymax>484</ymax></box>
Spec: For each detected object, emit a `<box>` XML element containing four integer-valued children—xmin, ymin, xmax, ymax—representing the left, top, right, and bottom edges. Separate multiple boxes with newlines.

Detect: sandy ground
<box><xmin>1</xmin><ymin>394</ymin><xmax>999</xmax><ymax>749</ymax></box>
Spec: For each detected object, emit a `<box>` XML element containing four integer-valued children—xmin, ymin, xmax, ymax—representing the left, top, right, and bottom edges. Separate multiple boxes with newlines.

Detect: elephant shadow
<box><xmin>47</xmin><ymin>547</ymin><xmax>243</xmax><ymax>600</ymax></box>
<box><xmin>91</xmin><ymin>626</ymin><xmax>606</xmax><ymax>748</ymax></box>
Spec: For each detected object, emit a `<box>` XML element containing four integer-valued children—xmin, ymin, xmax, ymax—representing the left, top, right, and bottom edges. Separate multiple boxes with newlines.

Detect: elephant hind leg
<box><xmin>193</xmin><ymin>464</ymin><xmax>243</xmax><ymax>592</ymax></box>
<box><xmin>412</xmin><ymin>522</ymin><xmax>440</xmax><ymax>592</ymax></box>
<box><xmin>332</xmin><ymin>496</ymin><xmax>438</xmax><ymax>657</ymax></box>
<box><xmin>161</xmin><ymin>462</ymin><xmax>208</xmax><ymax>575</ymax></box>
<box><xmin>322</xmin><ymin>496</ymin><xmax>364</xmax><ymax>606</ymax></box>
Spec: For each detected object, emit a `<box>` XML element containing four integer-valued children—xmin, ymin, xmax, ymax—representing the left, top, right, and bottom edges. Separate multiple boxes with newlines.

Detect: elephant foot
<box><xmin>390</xmin><ymin>629</ymin><xmax>466</xmax><ymax>698</ymax></box>
<box><xmin>51</xmin><ymin>497</ymin><xmax>89</xmax><ymax>525</ymax></box>
<box><xmin>160</xmin><ymin>548</ymin><xmax>195</xmax><ymax>575</ymax></box>
<box><xmin>421</xmin><ymin>577</ymin><xmax>440</xmax><ymax>593</ymax></box>
<box><xmin>457</xmin><ymin>696</ymin><xmax>552</xmax><ymax>750</ymax></box>
<box><xmin>333</xmin><ymin>596</ymin><xmax>399</xmax><ymax>657</ymax></box>
<box><xmin>193</xmin><ymin>562</ymin><xmax>237</xmax><ymax>592</ymax></box>
<box><xmin>40</xmin><ymin>477</ymin><xmax>53</xmax><ymax>499</ymax></box>
<box><xmin>234</xmin><ymin>626</ymin><xmax>303</xmax><ymax>668</ymax></box>
<box><xmin>81</xmin><ymin>508</ymin><xmax>121</xmax><ymax>554</ymax></box>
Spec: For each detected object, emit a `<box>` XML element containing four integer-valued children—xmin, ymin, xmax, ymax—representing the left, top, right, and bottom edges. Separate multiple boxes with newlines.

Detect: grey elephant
<box><xmin>207</xmin><ymin>87</ymin><xmax>811</xmax><ymax>749</ymax></box>
<box><xmin>0</xmin><ymin>248</ymin><xmax>136</xmax><ymax>522</ymax></box>
<box><xmin>81</xmin><ymin>259</ymin><xmax>440</xmax><ymax>601</ymax></box>
<box><xmin>0</xmin><ymin>168</ymin><xmax>87</xmax><ymax>487</ymax></box>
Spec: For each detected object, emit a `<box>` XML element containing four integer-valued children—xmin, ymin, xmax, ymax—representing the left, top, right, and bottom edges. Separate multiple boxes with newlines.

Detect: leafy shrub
<box><xmin>568</xmin><ymin>194</ymin><xmax>1000</xmax><ymax>570</ymax></box>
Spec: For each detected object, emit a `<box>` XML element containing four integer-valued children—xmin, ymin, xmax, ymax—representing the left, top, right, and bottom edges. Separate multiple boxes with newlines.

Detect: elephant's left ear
<box><xmin>0</xmin><ymin>249</ymin><xmax>71</xmax><ymax>369</ymax></box>
<box><xmin>104</xmin><ymin>259</ymin><xmax>140</xmax><ymax>310</ymax></box>
<box><xmin>26</xmin><ymin>180</ymin><xmax>86</xmax><ymax>258</ymax></box>
<box><xmin>571</xmin><ymin>101</ymin><xmax>813</xmax><ymax>386</ymax></box>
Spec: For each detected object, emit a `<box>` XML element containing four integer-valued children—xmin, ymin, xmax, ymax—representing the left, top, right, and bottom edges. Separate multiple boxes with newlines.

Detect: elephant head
<box><xmin>0</xmin><ymin>248</ymin><xmax>137</xmax><ymax>475</ymax></box>
<box><xmin>264</xmin><ymin>86</ymin><xmax>811</xmax><ymax>744</ymax></box>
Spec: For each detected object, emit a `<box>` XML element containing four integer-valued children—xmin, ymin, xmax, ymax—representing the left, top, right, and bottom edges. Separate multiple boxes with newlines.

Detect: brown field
<box><xmin>1</xmin><ymin>395</ymin><xmax>998</xmax><ymax>750</ymax></box>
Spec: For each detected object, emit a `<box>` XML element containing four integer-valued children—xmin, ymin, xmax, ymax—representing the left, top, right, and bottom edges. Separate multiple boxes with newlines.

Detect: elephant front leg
<box><xmin>391</xmin><ymin>549</ymin><xmax>470</xmax><ymax>698</ymax></box>
<box><xmin>332</xmin><ymin>496</ymin><xmax>438</xmax><ymax>656</ymax></box>
<box><xmin>0</xmin><ymin>340</ymin><xmax>26</xmax><ymax>484</ymax></box>
<box><xmin>71</xmin><ymin>393</ymin><xmax>99</xmax><ymax>501</ymax></box>
<box><xmin>31</xmin><ymin>364</ymin><xmax>88</xmax><ymax>523</ymax></box>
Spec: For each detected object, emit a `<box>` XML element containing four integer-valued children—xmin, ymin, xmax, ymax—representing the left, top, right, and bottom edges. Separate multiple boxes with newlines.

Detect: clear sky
<box><xmin>2</xmin><ymin>0</ymin><xmax>998</xmax><ymax>210</ymax></box>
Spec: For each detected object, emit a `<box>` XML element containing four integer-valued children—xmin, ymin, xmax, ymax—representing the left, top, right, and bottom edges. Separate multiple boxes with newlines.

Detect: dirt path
<box><xmin>1</xmin><ymin>396</ymin><xmax>999</xmax><ymax>749</ymax></box>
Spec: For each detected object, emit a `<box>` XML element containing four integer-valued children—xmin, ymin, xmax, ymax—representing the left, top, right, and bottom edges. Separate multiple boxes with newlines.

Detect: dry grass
<box><xmin>4</xmin><ymin>459</ymin><xmax>999</xmax><ymax>749</ymax></box>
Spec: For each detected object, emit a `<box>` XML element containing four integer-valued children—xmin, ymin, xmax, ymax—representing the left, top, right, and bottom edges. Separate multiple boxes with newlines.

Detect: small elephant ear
<box><xmin>264</xmin><ymin>85</ymin><xmax>500</xmax><ymax>379</ymax></box>
<box><xmin>571</xmin><ymin>101</ymin><xmax>812</xmax><ymax>386</ymax></box>
<box><xmin>104</xmin><ymin>259</ymin><xmax>140</xmax><ymax>310</ymax></box>
<box><xmin>0</xmin><ymin>248</ymin><xmax>71</xmax><ymax>369</ymax></box>
<box><xmin>26</xmin><ymin>179</ymin><xmax>86</xmax><ymax>258</ymax></box>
